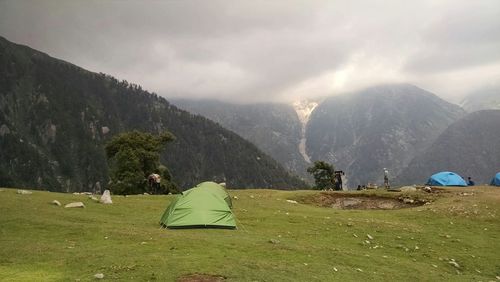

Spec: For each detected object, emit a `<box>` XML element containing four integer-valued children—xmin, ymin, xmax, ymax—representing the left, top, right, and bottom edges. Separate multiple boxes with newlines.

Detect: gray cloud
<box><xmin>1</xmin><ymin>0</ymin><xmax>499</xmax><ymax>103</ymax></box>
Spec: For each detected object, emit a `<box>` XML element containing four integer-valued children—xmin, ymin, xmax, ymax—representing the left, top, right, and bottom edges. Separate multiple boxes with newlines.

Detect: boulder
<box><xmin>65</xmin><ymin>202</ymin><xmax>85</xmax><ymax>208</ymax></box>
<box><xmin>100</xmin><ymin>190</ymin><xmax>113</xmax><ymax>204</ymax></box>
<box><xmin>94</xmin><ymin>273</ymin><xmax>104</xmax><ymax>279</ymax></box>
<box><xmin>17</xmin><ymin>189</ymin><xmax>32</xmax><ymax>195</ymax></box>
<box><xmin>51</xmin><ymin>200</ymin><xmax>61</xmax><ymax>206</ymax></box>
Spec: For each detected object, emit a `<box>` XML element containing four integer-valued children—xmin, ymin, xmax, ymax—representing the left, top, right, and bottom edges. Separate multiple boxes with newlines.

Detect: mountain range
<box><xmin>175</xmin><ymin>85</ymin><xmax>499</xmax><ymax>187</ymax></box>
<box><xmin>0</xmin><ymin>36</ymin><xmax>306</xmax><ymax>192</ymax></box>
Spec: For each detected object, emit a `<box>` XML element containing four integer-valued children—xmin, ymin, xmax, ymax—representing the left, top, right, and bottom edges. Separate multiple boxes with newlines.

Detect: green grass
<box><xmin>0</xmin><ymin>187</ymin><xmax>499</xmax><ymax>281</ymax></box>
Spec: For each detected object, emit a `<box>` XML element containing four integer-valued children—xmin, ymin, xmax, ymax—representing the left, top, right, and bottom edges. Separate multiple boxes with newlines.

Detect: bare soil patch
<box><xmin>302</xmin><ymin>192</ymin><xmax>427</xmax><ymax>210</ymax></box>
<box><xmin>177</xmin><ymin>273</ymin><xmax>226</xmax><ymax>282</ymax></box>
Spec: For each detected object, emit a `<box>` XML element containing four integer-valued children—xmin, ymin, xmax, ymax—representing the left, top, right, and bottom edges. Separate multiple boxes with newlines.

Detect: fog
<box><xmin>1</xmin><ymin>0</ymin><xmax>499</xmax><ymax>103</ymax></box>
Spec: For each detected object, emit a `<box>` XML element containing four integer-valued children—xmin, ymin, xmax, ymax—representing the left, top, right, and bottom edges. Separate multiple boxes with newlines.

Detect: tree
<box><xmin>105</xmin><ymin>130</ymin><xmax>175</xmax><ymax>195</ymax></box>
<box><xmin>307</xmin><ymin>161</ymin><xmax>335</xmax><ymax>190</ymax></box>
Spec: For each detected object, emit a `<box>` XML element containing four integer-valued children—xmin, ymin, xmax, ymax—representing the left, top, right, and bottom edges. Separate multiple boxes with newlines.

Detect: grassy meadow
<box><xmin>0</xmin><ymin>186</ymin><xmax>499</xmax><ymax>281</ymax></box>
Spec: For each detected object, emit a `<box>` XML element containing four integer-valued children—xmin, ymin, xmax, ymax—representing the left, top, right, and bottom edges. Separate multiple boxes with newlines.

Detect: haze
<box><xmin>1</xmin><ymin>0</ymin><xmax>499</xmax><ymax>103</ymax></box>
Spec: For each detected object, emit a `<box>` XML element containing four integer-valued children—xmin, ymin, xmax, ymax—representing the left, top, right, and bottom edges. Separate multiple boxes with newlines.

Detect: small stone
<box><xmin>364</xmin><ymin>240</ymin><xmax>371</xmax><ymax>244</ymax></box>
<box><xmin>353</xmin><ymin>234</ymin><xmax>358</xmax><ymax>238</ymax></box>
<box><xmin>496</xmin><ymin>275</ymin><xmax>500</xmax><ymax>280</ymax></box>
<box><xmin>250</xmin><ymin>195</ymin><xmax>254</xmax><ymax>199</ymax></box>
<box><xmin>17</xmin><ymin>189</ymin><xmax>32</xmax><ymax>195</ymax></box>
<box><xmin>448</xmin><ymin>261</ymin><xmax>460</xmax><ymax>268</ymax></box>
<box><xmin>333</xmin><ymin>267</ymin><xmax>338</xmax><ymax>272</ymax></box>
<box><xmin>286</xmin><ymin>200</ymin><xmax>298</xmax><ymax>204</ymax></box>
<box><xmin>356</xmin><ymin>268</ymin><xmax>363</xmax><ymax>272</ymax></box>
<box><xmin>432</xmin><ymin>264</ymin><xmax>438</xmax><ymax>268</ymax></box>
<box><xmin>64</xmin><ymin>202</ymin><xmax>85</xmax><ymax>208</ymax></box>
<box><xmin>303</xmin><ymin>263</ymin><xmax>308</xmax><ymax>266</ymax></box>
<box><xmin>445</xmin><ymin>235</ymin><xmax>451</xmax><ymax>238</ymax></box>
<box><xmin>415</xmin><ymin>246</ymin><xmax>419</xmax><ymax>250</ymax></box>
<box><xmin>94</xmin><ymin>273</ymin><xmax>104</xmax><ymax>279</ymax></box>
<box><xmin>269</xmin><ymin>239</ymin><xmax>280</xmax><ymax>244</ymax></box>
<box><xmin>233</xmin><ymin>196</ymin><xmax>238</xmax><ymax>200</ymax></box>
<box><xmin>367</xmin><ymin>234</ymin><xmax>374</xmax><ymax>240</ymax></box>
<box><xmin>51</xmin><ymin>200</ymin><xmax>61</xmax><ymax>206</ymax></box>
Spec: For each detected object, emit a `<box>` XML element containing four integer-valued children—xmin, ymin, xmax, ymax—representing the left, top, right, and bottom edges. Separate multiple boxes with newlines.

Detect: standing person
<box><xmin>383</xmin><ymin>168</ymin><xmax>390</xmax><ymax>189</ymax></box>
<box><xmin>337</xmin><ymin>172</ymin><xmax>343</xmax><ymax>190</ymax></box>
<box><xmin>153</xmin><ymin>173</ymin><xmax>161</xmax><ymax>194</ymax></box>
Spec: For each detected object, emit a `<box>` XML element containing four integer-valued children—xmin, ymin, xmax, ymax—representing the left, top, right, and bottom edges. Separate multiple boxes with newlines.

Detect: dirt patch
<box><xmin>302</xmin><ymin>193</ymin><xmax>426</xmax><ymax>210</ymax></box>
<box><xmin>177</xmin><ymin>273</ymin><xmax>226</xmax><ymax>282</ymax></box>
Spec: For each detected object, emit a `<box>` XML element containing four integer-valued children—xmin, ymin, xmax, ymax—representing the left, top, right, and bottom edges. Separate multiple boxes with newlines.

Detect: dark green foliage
<box><xmin>307</xmin><ymin>161</ymin><xmax>335</xmax><ymax>190</ymax></box>
<box><xmin>0</xmin><ymin>36</ymin><xmax>307</xmax><ymax>191</ymax></box>
<box><xmin>105</xmin><ymin>131</ymin><xmax>175</xmax><ymax>195</ymax></box>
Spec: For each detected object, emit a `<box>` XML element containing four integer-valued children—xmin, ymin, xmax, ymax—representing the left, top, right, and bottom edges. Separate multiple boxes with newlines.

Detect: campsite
<box><xmin>1</xmin><ymin>185</ymin><xmax>499</xmax><ymax>281</ymax></box>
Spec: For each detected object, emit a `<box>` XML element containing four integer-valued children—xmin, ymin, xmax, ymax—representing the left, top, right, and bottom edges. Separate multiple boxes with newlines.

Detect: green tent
<box><xmin>160</xmin><ymin>182</ymin><xmax>236</xmax><ymax>229</ymax></box>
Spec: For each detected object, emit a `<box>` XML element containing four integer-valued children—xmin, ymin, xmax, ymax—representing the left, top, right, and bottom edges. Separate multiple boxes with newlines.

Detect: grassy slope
<box><xmin>0</xmin><ymin>187</ymin><xmax>499</xmax><ymax>281</ymax></box>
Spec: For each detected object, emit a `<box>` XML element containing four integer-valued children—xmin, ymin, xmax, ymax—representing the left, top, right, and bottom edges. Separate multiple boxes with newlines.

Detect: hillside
<box><xmin>461</xmin><ymin>86</ymin><xmax>500</xmax><ymax>112</ymax></box>
<box><xmin>1</xmin><ymin>187</ymin><xmax>499</xmax><ymax>281</ymax></box>
<box><xmin>173</xmin><ymin>99</ymin><xmax>312</xmax><ymax>181</ymax></box>
<box><xmin>396</xmin><ymin>110</ymin><xmax>500</xmax><ymax>185</ymax></box>
<box><xmin>306</xmin><ymin>84</ymin><xmax>465</xmax><ymax>187</ymax></box>
<box><xmin>0</xmin><ymin>36</ymin><xmax>306</xmax><ymax>191</ymax></box>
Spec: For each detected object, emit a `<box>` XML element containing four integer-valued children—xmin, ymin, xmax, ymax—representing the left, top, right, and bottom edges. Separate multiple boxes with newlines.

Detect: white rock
<box><xmin>94</xmin><ymin>273</ymin><xmax>104</xmax><ymax>279</ymax></box>
<box><xmin>17</xmin><ymin>189</ymin><xmax>32</xmax><ymax>195</ymax></box>
<box><xmin>233</xmin><ymin>196</ymin><xmax>238</xmax><ymax>200</ymax></box>
<box><xmin>100</xmin><ymin>190</ymin><xmax>112</xmax><ymax>204</ymax></box>
<box><xmin>89</xmin><ymin>196</ymin><xmax>99</xmax><ymax>201</ymax></box>
<box><xmin>400</xmin><ymin>186</ymin><xmax>417</xmax><ymax>192</ymax></box>
<box><xmin>448</xmin><ymin>261</ymin><xmax>460</xmax><ymax>268</ymax></box>
<box><xmin>286</xmin><ymin>200</ymin><xmax>298</xmax><ymax>204</ymax></box>
<box><xmin>51</xmin><ymin>200</ymin><xmax>61</xmax><ymax>206</ymax></box>
<box><xmin>403</xmin><ymin>198</ymin><xmax>415</xmax><ymax>204</ymax></box>
<box><xmin>367</xmin><ymin>234</ymin><xmax>374</xmax><ymax>240</ymax></box>
<box><xmin>65</xmin><ymin>202</ymin><xmax>85</xmax><ymax>208</ymax></box>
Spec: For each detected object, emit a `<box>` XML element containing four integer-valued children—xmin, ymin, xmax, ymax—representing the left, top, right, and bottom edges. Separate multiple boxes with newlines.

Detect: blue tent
<box><xmin>426</xmin><ymin>171</ymin><xmax>467</xmax><ymax>186</ymax></box>
<box><xmin>491</xmin><ymin>172</ymin><xmax>500</xmax><ymax>186</ymax></box>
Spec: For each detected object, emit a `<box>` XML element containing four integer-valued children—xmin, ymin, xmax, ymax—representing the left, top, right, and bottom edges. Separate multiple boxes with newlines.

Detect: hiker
<box><xmin>148</xmin><ymin>173</ymin><xmax>161</xmax><ymax>194</ymax></box>
<box><xmin>467</xmin><ymin>177</ymin><xmax>475</xmax><ymax>186</ymax></box>
<box><xmin>334</xmin><ymin>170</ymin><xmax>344</xmax><ymax>190</ymax></box>
<box><xmin>383</xmin><ymin>168</ymin><xmax>390</xmax><ymax>189</ymax></box>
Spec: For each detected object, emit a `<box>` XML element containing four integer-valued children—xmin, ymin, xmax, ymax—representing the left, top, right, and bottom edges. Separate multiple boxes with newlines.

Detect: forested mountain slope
<box><xmin>0</xmin><ymin>36</ymin><xmax>306</xmax><ymax>191</ymax></box>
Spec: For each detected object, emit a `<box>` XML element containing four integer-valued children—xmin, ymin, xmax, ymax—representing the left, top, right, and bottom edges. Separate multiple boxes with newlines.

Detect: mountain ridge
<box><xmin>0</xmin><ymin>36</ymin><xmax>307</xmax><ymax>191</ymax></box>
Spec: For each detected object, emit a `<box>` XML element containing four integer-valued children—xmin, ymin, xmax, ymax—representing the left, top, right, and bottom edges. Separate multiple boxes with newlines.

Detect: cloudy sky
<box><xmin>1</xmin><ymin>0</ymin><xmax>499</xmax><ymax>103</ymax></box>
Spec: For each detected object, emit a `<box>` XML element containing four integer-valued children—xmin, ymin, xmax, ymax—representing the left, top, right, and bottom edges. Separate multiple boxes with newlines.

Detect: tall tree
<box><xmin>105</xmin><ymin>131</ymin><xmax>175</xmax><ymax>194</ymax></box>
<box><xmin>307</xmin><ymin>161</ymin><xmax>335</xmax><ymax>190</ymax></box>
